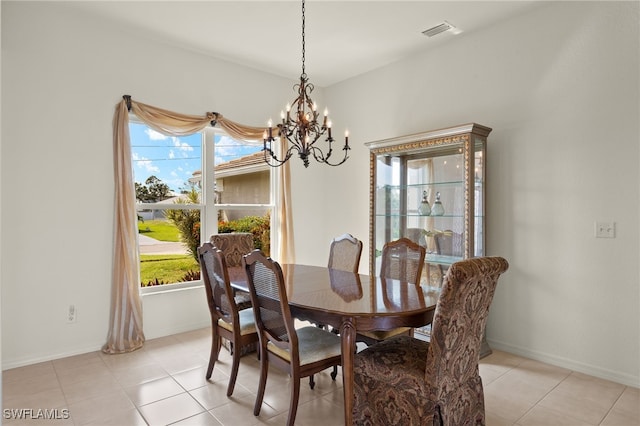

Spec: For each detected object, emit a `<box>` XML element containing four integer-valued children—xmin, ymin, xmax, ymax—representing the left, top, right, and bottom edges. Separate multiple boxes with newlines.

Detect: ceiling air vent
<box><xmin>422</xmin><ymin>21</ymin><xmax>456</xmax><ymax>37</ymax></box>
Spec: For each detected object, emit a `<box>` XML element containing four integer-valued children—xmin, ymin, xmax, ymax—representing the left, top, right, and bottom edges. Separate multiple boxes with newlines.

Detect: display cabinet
<box><xmin>366</xmin><ymin>123</ymin><xmax>492</xmax><ymax>348</ymax></box>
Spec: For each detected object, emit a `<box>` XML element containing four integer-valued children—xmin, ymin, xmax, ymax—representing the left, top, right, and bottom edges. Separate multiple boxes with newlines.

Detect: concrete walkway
<box><xmin>138</xmin><ymin>234</ymin><xmax>188</xmax><ymax>255</ymax></box>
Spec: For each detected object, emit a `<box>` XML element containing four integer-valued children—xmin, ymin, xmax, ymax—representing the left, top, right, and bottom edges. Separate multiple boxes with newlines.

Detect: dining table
<box><xmin>229</xmin><ymin>263</ymin><xmax>439</xmax><ymax>425</ymax></box>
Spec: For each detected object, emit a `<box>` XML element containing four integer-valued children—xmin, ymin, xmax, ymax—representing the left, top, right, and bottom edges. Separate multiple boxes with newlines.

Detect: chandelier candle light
<box><xmin>262</xmin><ymin>0</ymin><xmax>350</xmax><ymax>168</ymax></box>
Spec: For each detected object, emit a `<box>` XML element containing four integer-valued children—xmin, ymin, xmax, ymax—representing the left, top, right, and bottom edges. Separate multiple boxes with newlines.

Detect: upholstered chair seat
<box><xmin>266</xmin><ymin>326</ymin><xmax>341</xmax><ymax>365</ymax></box>
<box><xmin>355</xmin><ymin>336</ymin><xmax>433</xmax><ymax>423</ymax></box>
<box><xmin>218</xmin><ymin>308</ymin><xmax>257</xmax><ymax>336</ymax></box>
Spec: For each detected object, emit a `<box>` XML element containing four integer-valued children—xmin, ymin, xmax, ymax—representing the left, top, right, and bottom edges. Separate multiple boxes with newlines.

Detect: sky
<box><xmin>130</xmin><ymin>122</ymin><xmax>262</xmax><ymax>193</ymax></box>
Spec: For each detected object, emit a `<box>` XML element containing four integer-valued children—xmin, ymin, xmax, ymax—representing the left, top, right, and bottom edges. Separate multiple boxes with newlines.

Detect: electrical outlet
<box><xmin>67</xmin><ymin>304</ymin><xmax>77</xmax><ymax>323</ymax></box>
<box><xmin>595</xmin><ymin>221</ymin><xmax>615</xmax><ymax>238</ymax></box>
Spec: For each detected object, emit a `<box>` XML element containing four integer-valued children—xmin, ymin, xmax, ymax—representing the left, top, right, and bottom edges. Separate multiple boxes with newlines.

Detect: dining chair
<box><xmin>197</xmin><ymin>242</ymin><xmax>259</xmax><ymax>396</ymax></box>
<box><xmin>299</xmin><ymin>233</ymin><xmax>362</xmax><ymax>333</ymax></box>
<box><xmin>357</xmin><ymin>237</ymin><xmax>427</xmax><ymax>345</ymax></box>
<box><xmin>353</xmin><ymin>256</ymin><xmax>509</xmax><ymax>425</ymax></box>
<box><xmin>327</xmin><ymin>233</ymin><xmax>363</xmax><ymax>273</ymax></box>
<box><xmin>210</xmin><ymin>232</ymin><xmax>255</xmax><ymax>310</ymax></box>
<box><xmin>379</xmin><ymin>237</ymin><xmax>427</xmax><ymax>284</ymax></box>
<box><xmin>242</xmin><ymin>250</ymin><xmax>342</xmax><ymax>426</ymax></box>
<box><xmin>325</xmin><ymin>233</ymin><xmax>363</xmax><ymax>377</ymax></box>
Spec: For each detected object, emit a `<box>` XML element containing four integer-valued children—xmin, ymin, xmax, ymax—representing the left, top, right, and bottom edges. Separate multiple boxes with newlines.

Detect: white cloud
<box><xmin>215</xmin><ymin>135</ymin><xmax>243</xmax><ymax>164</ymax></box>
<box><xmin>145</xmin><ymin>128</ymin><xmax>168</xmax><ymax>140</ymax></box>
<box><xmin>169</xmin><ymin>149</ymin><xmax>175</xmax><ymax>159</ymax></box>
<box><xmin>132</xmin><ymin>152</ymin><xmax>160</xmax><ymax>174</ymax></box>
<box><xmin>173</xmin><ymin>136</ymin><xmax>193</xmax><ymax>154</ymax></box>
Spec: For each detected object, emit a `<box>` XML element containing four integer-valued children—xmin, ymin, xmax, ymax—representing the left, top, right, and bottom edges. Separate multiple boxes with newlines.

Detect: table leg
<box><xmin>340</xmin><ymin>317</ymin><xmax>356</xmax><ymax>425</ymax></box>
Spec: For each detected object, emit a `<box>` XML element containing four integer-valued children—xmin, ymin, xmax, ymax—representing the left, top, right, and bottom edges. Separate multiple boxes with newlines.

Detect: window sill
<box><xmin>140</xmin><ymin>280</ymin><xmax>204</xmax><ymax>296</ymax></box>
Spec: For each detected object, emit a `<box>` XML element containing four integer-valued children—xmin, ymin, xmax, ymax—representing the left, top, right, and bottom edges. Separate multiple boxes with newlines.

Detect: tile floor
<box><xmin>2</xmin><ymin>326</ymin><xmax>639</xmax><ymax>425</ymax></box>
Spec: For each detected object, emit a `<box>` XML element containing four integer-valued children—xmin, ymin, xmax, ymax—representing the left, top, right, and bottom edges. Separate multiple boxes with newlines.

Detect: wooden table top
<box><xmin>230</xmin><ymin>263</ymin><xmax>439</xmax><ymax>425</ymax></box>
<box><xmin>230</xmin><ymin>263</ymin><xmax>439</xmax><ymax>330</ymax></box>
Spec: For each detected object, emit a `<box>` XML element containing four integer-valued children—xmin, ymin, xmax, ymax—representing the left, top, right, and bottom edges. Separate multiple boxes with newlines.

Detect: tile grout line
<box><xmin>596</xmin><ymin>385</ymin><xmax>629</xmax><ymax>426</ymax></box>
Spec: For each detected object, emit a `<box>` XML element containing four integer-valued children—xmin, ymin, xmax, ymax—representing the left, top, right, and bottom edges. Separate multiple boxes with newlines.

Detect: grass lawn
<box><xmin>138</xmin><ymin>219</ymin><xmax>180</xmax><ymax>242</ymax></box>
<box><xmin>140</xmin><ymin>254</ymin><xmax>200</xmax><ymax>286</ymax></box>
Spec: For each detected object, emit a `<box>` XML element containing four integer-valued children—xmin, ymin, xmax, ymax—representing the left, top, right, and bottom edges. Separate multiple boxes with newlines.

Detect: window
<box><xmin>130</xmin><ymin>121</ymin><xmax>272</xmax><ymax>292</ymax></box>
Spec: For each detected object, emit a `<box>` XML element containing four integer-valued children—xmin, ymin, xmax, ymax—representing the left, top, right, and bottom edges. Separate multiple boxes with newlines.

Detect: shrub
<box><xmin>166</xmin><ymin>188</ymin><xmax>201</xmax><ymax>262</ymax></box>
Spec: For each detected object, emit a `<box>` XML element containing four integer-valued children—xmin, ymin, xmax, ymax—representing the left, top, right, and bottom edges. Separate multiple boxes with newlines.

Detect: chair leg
<box><xmin>226</xmin><ymin>342</ymin><xmax>241</xmax><ymax>396</ymax></box>
<box><xmin>331</xmin><ymin>365</ymin><xmax>338</xmax><ymax>380</ymax></box>
<box><xmin>308</xmin><ymin>374</ymin><xmax>315</xmax><ymax>390</ymax></box>
<box><xmin>206</xmin><ymin>326</ymin><xmax>221</xmax><ymax>380</ymax></box>
<box><xmin>287</xmin><ymin>374</ymin><xmax>301</xmax><ymax>426</ymax></box>
<box><xmin>253</xmin><ymin>349</ymin><xmax>268</xmax><ymax>416</ymax></box>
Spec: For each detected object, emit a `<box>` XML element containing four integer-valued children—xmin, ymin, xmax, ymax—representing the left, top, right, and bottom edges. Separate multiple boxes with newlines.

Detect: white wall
<box><xmin>2</xmin><ymin>1</ymin><xmax>638</xmax><ymax>388</ymax></box>
<box><xmin>314</xmin><ymin>1</ymin><xmax>638</xmax><ymax>386</ymax></box>
<box><xmin>0</xmin><ymin>0</ymin><xmax>4</xmax><ymax>404</ymax></box>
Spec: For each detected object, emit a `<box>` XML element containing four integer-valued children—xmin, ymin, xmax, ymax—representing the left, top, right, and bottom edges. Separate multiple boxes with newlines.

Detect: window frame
<box><xmin>130</xmin><ymin>119</ymin><xmax>275</xmax><ymax>295</ymax></box>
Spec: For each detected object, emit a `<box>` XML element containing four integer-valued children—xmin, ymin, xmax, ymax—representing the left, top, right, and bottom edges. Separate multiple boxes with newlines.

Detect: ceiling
<box><xmin>61</xmin><ymin>1</ymin><xmax>543</xmax><ymax>87</ymax></box>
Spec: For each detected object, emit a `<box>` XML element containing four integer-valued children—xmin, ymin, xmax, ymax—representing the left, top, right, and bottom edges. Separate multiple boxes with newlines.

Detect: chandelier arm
<box><xmin>263</xmin><ymin>144</ymin><xmax>295</xmax><ymax>168</ymax></box>
<box><xmin>310</xmin><ymin>144</ymin><xmax>350</xmax><ymax>167</ymax></box>
<box><xmin>310</xmin><ymin>145</ymin><xmax>330</xmax><ymax>163</ymax></box>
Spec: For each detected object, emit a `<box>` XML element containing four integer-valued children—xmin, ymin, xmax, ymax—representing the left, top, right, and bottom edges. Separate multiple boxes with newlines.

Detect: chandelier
<box><xmin>262</xmin><ymin>0</ymin><xmax>350</xmax><ymax>168</ymax></box>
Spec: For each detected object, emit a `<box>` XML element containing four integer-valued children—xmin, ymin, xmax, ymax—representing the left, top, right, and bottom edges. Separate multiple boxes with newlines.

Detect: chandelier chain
<box><xmin>301</xmin><ymin>0</ymin><xmax>306</xmax><ymax>76</ymax></box>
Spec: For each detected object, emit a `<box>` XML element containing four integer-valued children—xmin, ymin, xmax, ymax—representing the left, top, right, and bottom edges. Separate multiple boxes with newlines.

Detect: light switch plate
<box><xmin>595</xmin><ymin>221</ymin><xmax>615</xmax><ymax>238</ymax></box>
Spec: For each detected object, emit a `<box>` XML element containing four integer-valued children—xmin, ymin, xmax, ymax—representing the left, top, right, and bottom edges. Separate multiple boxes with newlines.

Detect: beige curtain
<box><xmin>103</xmin><ymin>100</ymin><xmax>145</xmax><ymax>354</ymax></box>
<box><xmin>278</xmin><ymin>138</ymin><xmax>295</xmax><ymax>264</ymax></box>
<box><xmin>104</xmin><ymin>95</ymin><xmax>294</xmax><ymax>354</ymax></box>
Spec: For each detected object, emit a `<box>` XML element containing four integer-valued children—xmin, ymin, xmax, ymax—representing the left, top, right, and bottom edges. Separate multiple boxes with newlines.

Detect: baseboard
<box><xmin>2</xmin><ymin>321</ymin><xmax>210</xmax><ymax>371</ymax></box>
<box><xmin>143</xmin><ymin>320</ymin><xmax>209</xmax><ymax>340</ymax></box>
<box><xmin>487</xmin><ymin>338</ymin><xmax>640</xmax><ymax>388</ymax></box>
<box><xmin>2</xmin><ymin>342</ymin><xmax>105</xmax><ymax>371</ymax></box>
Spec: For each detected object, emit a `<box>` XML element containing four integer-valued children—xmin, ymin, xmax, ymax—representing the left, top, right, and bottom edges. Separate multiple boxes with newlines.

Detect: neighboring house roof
<box><xmin>215</xmin><ymin>151</ymin><xmax>268</xmax><ymax>178</ymax></box>
<box><xmin>190</xmin><ymin>151</ymin><xmax>269</xmax><ymax>184</ymax></box>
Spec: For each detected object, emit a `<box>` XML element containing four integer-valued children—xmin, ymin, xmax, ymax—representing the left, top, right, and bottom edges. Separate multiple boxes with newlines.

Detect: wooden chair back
<box><xmin>243</xmin><ymin>250</ymin><xmax>298</xmax><ymax>363</ymax></box>
<box><xmin>328</xmin><ymin>233</ymin><xmax>363</xmax><ymax>273</ymax></box>
<box><xmin>380</xmin><ymin>237</ymin><xmax>427</xmax><ymax>284</ymax></box>
<box><xmin>199</xmin><ymin>242</ymin><xmax>239</xmax><ymax>327</ymax></box>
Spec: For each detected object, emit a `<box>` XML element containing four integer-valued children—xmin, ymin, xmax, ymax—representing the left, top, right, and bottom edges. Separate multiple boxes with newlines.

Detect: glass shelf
<box><xmin>378</xmin><ymin>180</ymin><xmax>465</xmax><ymax>189</ymax></box>
<box><xmin>425</xmin><ymin>254</ymin><xmax>462</xmax><ymax>265</ymax></box>
<box><xmin>374</xmin><ymin>213</ymin><xmax>483</xmax><ymax>218</ymax></box>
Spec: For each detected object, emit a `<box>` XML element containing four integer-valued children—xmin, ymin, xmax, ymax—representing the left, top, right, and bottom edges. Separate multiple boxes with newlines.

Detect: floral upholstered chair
<box><xmin>353</xmin><ymin>256</ymin><xmax>509</xmax><ymax>425</ymax></box>
<box><xmin>210</xmin><ymin>232</ymin><xmax>255</xmax><ymax>268</ymax></box>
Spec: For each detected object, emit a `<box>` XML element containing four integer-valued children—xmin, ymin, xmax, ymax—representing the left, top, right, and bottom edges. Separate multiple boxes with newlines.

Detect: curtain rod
<box><xmin>123</xmin><ymin>94</ymin><xmax>132</xmax><ymax>112</ymax></box>
<box><xmin>122</xmin><ymin>94</ymin><xmax>218</xmax><ymax>127</ymax></box>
